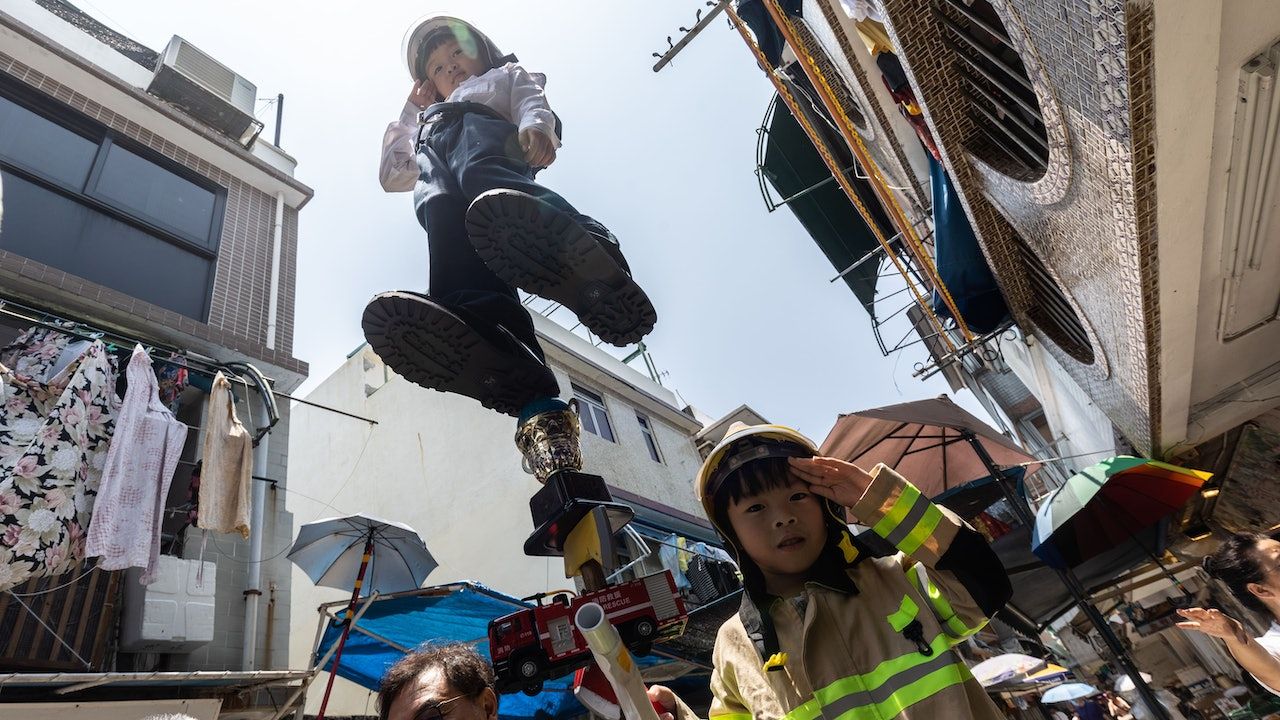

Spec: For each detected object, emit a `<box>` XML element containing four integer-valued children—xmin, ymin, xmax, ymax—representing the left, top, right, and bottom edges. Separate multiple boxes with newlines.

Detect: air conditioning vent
<box><xmin>1015</xmin><ymin>236</ymin><xmax>1094</xmax><ymax>364</ymax></box>
<box><xmin>932</xmin><ymin>0</ymin><xmax>1049</xmax><ymax>181</ymax></box>
<box><xmin>147</xmin><ymin>36</ymin><xmax>263</xmax><ymax>147</ymax></box>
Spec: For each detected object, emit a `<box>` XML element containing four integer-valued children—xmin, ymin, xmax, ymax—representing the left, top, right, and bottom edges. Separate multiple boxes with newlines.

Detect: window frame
<box><xmin>571</xmin><ymin>382</ymin><xmax>615</xmax><ymax>443</ymax></box>
<box><xmin>0</xmin><ymin>74</ymin><xmax>227</xmax><ymax>320</ymax></box>
<box><xmin>635</xmin><ymin>412</ymin><xmax>663</xmax><ymax>464</ymax></box>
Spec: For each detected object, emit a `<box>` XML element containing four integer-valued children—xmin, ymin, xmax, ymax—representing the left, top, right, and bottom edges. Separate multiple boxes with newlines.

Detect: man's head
<box><xmin>715</xmin><ymin>457</ymin><xmax>827</xmax><ymax>596</ymax></box>
<box><xmin>378</xmin><ymin>643</ymin><xmax>498</xmax><ymax>720</ymax></box>
<box><xmin>1204</xmin><ymin>531</ymin><xmax>1280</xmax><ymax>616</ymax></box>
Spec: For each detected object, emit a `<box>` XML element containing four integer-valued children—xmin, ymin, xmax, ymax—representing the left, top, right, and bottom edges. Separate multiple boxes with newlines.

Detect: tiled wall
<box><xmin>876</xmin><ymin>0</ymin><xmax>1160</xmax><ymax>452</ymax></box>
<box><xmin>0</xmin><ymin>50</ymin><xmax>304</xmax><ymax>376</ymax></box>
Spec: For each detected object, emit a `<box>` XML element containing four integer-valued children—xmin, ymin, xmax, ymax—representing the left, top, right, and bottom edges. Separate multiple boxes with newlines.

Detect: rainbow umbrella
<box><xmin>1032</xmin><ymin>457</ymin><xmax>1210</xmax><ymax>569</ymax></box>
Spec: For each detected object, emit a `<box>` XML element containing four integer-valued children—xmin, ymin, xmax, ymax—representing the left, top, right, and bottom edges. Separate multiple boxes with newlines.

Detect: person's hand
<box><xmin>647</xmin><ymin>684</ymin><xmax>677</xmax><ymax>720</ymax></box>
<box><xmin>520</xmin><ymin>127</ymin><xmax>557</xmax><ymax>168</ymax></box>
<box><xmin>408</xmin><ymin>80</ymin><xmax>434</xmax><ymax>109</ymax></box>
<box><xmin>1176</xmin><ymin>607</ymin><xmax>1248</xmax><ymax>644</ymax></box>
<box><xmin>789</xmin><ymin>456</ymin><xmax>875</xmax><ymax>509</ymax></box>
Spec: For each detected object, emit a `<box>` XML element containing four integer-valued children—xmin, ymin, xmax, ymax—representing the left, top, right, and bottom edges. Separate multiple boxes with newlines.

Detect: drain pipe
<box><xmin>265</xmin><ymin>192</ymin><xmax>285</xmax><ymax>351</ymax></box>
<box><xmin>224</xmin><ymin>362</ymin><xmax>279</xmax><ymax>671</ymax></box>
<box><xmin>242</xmin><ymin>392</ymin><xmax>270</xmax><ymax>670</ymax></box>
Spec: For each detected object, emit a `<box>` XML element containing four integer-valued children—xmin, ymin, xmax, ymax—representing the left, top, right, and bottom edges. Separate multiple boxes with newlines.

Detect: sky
<box><xmin>77</xmin><ymin>0</ymin><xmax>992</xmax><ymax>441</ymax></box>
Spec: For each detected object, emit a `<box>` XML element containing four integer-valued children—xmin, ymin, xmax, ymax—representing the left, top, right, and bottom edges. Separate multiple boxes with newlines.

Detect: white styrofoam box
<box><xmin>120</xmin><ymin>555</ymin><xmax>216</xmax><ymax>653</ymax></box>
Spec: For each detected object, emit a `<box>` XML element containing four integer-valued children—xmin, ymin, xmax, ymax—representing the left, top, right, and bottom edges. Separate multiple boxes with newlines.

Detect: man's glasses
<box><xmin>413</xmin><ymin>693</ymin><xmax>469</xmax><ymax>720</ymax></box>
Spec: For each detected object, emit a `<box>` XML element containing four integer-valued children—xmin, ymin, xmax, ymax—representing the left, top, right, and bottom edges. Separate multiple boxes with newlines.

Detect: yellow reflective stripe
<box><xmin>898</xmin><ymin>504</ymin><xmax>942</xmax><ymax>555</ymax></box>
<box><xmin>814</xmin><ymin>638</ymin><xmax>974</xmax><ymax>720</ymax></box>
<box><xmin>909</xmin><ymin>564</ymin><xmax>986</xmax><ymax>642</ymax></box>
<box><xmin>856</xmin><ymin>662</ymin><xmax>972</xmax><ymax>719</ymax></box>
<box><xmin>886</xmin><ymin>594</ymin><xmax>918</xmax><ymax>632</ymax></box>
<box><xmin>782</xmin><ymin>698</ymin><xmax>822</xmax><ymax>720</ymax></box>
<box><xmin>814</xmin><ymin>633</ymin><xmax>951</xmax><ymax>705</ymax></box>
<box><xmin>871</xmin><ymin>483</ymin><xmax>920</xmax><ymax>538</ymax></box>
<box><xmin>709</xmin><ymin>713</ymin><xmax>752</xmax><ymax>720</ymax></box>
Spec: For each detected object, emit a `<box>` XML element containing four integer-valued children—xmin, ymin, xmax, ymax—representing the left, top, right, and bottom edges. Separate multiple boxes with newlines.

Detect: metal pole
<box><xmin>270</xmin><ymin>592</ymin><xmax>382</xmax><ymax>720</ymax></box>
<box><xmin>316</xmin><ymin>531</ymin><xmax>375</xmax><ymax>720</ymax></box>
<box><xmin>274</xmin><ymin>93</ymin><xmax>284</xmax><ymax>147</ymax></box>
<box><xmin>242</xmin><ymin>398</ymin><xmax>271</xmax><ymax>670</ymax></box>
<box><xmin>961</xmin><ymin>432</ymin><xmax>1170</xmax><ymax>719</ymax></box>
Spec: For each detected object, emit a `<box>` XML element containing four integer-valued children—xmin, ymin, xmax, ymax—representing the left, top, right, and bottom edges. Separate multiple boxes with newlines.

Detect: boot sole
<box><xmin>362</xmin><ymin>292</ymin><xmax>555</xmax><ymax>417</ymax></box>
<box><xmin>466</xmin><ymin>190</ymin><xmax>657</xmax><ymax>347</ymax></box>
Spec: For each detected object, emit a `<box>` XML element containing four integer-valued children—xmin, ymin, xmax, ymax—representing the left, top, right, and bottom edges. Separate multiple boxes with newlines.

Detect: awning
<box><xmin>314</xmin><ymin>583</ymin><xmax>705</xmax><ymax>720</ymax></box>
<box><xmin>759</xmin><ymin>90</ymin><xmax>895</xmax><ymax>317</ymax></box>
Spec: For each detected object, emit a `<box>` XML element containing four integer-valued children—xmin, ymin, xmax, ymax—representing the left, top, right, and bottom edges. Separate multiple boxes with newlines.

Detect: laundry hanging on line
<box><xmin>85</xmin><ymin>345</ymin><xmax>189</xmax><ymax>583</ymax></box>
<box><xmin>0</xmin><ymin>327</ymin><xmax>118</xmax><ymax>592</ymax></box>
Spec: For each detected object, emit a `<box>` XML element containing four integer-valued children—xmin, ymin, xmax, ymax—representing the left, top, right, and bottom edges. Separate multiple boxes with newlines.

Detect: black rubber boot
<box><xmin>362</xmin><ymin>291</ymin><xmax>559</xmax><ymax>417</ymax></box>
<box><xmin>465</xmin><ymin>189</ymin><xmax>657</xmax><ymax>347</ymax></box>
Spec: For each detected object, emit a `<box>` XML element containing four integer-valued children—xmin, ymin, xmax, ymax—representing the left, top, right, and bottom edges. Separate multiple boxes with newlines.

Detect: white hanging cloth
<box><xmin>86</xmin><ymin>345</ymin><xmax>188</xmax><ymax>583</ymax></box>
<box><xmin>196</xmin><ymin>371</ymin><xmax>252</xmax><ymax>538</ymax></box>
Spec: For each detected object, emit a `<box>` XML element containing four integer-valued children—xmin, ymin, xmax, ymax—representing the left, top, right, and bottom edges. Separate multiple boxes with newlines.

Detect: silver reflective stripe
<box><xmin>882</xmin><ymin>493</ymin><xmax>931</xmax><ymax>548</ymax></box>
<box><xmin>819</xmin><ymin>650</ymin><xmax>960</xmax><ymax>718</ymax></box>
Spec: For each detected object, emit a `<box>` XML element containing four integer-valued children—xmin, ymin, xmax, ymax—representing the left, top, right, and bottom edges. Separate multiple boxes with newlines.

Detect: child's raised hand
<box><xmin>520</xmin><ymin>128</ymin><xmax>557</xmax><ymax>168</ymax></box>
<box><xmin>789</xmin><ymin>456</ymin><xmax>874</xmax><ymax>508</ymax></box>
<box><xmin>408</xmin><ymin>80</ymin><xmax>434</xmax><ymax>109</ymax></box>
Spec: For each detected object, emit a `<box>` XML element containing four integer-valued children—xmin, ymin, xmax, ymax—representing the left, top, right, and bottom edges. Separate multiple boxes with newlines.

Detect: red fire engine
<box><xmin>489</xmin><ymin>570</ymin><xmax>687</xmax><ymax>695</ymax></box>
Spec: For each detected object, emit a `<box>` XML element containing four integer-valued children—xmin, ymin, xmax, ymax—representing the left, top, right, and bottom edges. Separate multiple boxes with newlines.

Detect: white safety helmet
<box><xmin>402</xmin><ymin>14</ymin><xmax>515</xmax><ymax>84</ymax></box>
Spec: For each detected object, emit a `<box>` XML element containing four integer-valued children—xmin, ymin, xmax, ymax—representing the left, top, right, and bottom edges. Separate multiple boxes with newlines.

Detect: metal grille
<box><xmin>172</xmin><ymin>38</ymin><xmax>236</xmax><ymax>100</ymax></box>
<box><xmin>1015</xmin><ymin>237</ymin><xmax>1095</xmax><ymax>364</ymax></box>
<box><xmin>931</xmin><ymin>0</ymin><xmax>1049</xmax><ymax>180</ymax></box>
<box><xmin>645</xmin><ymin>574</ymin><xmax>680</xmax><ymax>620</ymax></box>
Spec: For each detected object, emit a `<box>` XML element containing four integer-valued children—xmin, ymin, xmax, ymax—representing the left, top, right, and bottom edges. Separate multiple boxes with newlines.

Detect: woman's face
<box><xmin>1250</xmin><ymin>537</ymin><xmax>1280</xmax><ymax>610</ymax></box>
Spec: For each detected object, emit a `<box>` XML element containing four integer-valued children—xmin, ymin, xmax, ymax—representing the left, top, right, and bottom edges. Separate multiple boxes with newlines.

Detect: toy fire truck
<box><xmin>489</xmin><ymin>570</ymin><xmax>688</xmax><ymax>695</ymax></box>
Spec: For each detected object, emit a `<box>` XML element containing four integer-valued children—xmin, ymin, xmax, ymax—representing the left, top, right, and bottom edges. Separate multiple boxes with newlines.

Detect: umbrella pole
<box><xmin>961</xmin><ymin>432</ymin><xmax>1170</xmax><ymax>720</ymax></box>
<box><xmin>316</xmin><ymin>530</ymin><xmax>375</xmax><ymax>720</ymax></box>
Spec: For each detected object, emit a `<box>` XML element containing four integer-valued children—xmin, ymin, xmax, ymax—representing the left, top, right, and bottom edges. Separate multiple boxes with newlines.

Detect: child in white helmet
<box><xmin>366</xmin><ymin>16</ymin><xmax>655</xmax><ymax>419</ymax></box>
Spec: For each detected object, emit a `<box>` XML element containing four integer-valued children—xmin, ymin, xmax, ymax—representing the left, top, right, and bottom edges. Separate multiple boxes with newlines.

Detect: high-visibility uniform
<box><xmin>679</xmin><ymin>463</ymin><xmax>1010</xmax><ymax>720</ymax></box>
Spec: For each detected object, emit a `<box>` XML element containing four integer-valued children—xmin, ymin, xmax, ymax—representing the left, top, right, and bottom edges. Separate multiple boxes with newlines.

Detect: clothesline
<box><xmin>0</xmin><ymin>296</ymin><xmax>376</xmax><ymax>427</ymax></box>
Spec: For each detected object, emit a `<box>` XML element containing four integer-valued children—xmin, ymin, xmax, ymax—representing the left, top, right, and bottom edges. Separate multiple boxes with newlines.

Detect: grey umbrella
<box><xmin>288</xmin><ymin>513</ymin><xmax>436</xmax><ymax>594</ymax></box>
<box><xmin>287</xmin><ymin>513</ymin><xmax>436</xmax><ymax>720</ymax></box>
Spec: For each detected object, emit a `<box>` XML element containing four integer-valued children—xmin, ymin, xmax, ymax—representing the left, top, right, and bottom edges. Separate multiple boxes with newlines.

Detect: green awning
<box><xmin>759</xmin><ymin>92</ymin><xmax>895</xmax><ymax>316</ymax></box>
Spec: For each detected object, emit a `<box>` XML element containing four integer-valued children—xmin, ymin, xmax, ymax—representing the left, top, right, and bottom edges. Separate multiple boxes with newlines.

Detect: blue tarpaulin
<box><xmin>315</xmin><ymin>583</ymin><xmax>688</xmax><ymax>720</ymax></box>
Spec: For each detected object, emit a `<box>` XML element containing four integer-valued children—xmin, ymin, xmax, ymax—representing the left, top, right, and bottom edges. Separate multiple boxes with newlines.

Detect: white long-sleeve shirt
<box><xmin>379</xmin><ymin>63</ymin><xmax>560</xmax><ymax>192</ymax></box>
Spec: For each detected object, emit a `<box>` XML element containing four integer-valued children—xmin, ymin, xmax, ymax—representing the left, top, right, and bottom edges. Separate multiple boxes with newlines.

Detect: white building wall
<box><xmin>286</xmin><ymin>321</ymin><xmax>710</xmax><ymax>715</ymax></box>
<box><xmin>999</xmin><ymin>332</ymin><xmax>1117</xmax><ymax>469</ymax></box>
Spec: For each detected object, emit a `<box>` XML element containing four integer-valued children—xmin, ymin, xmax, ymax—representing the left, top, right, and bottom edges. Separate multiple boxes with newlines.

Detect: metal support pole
<box><xmin>962</xmin><ymin>432</ymin><xmax>1169</xmax><ymax>719</ymax></box>
<box><xmin>243</xmin><ymin>398</ymin><xmax>271</xmax><ymax>670</ymax></box>
<box><xmin>316</xmin><ymin>530</ymin><xmax>375</xmax><ymax>720</ymax></box>
<box><xmin>274</xmin><ymin>93</ymin><xmax>284</xmax><ymax>147</ymax></box>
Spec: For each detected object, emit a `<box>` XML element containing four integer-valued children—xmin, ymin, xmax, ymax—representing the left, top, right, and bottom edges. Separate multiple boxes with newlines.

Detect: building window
<box><xmin>572</xmin><ymin>383</ymin><xmax>614</xmax><ymax>442</ymax></box>
<box><xmin>0</xmin><ymin>78</ymin><xmax>225</xmax><ymax>321</ymax></box>
<box><xmin>636</xmin><ymin>413</ymin><xmax>663</xmax><ymax>463</ymax></box>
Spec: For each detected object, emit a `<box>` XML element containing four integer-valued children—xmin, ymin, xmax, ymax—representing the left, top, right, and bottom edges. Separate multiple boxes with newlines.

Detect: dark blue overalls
<box><xmin>412</xmin><ymin>101</ymin><xmax>608</xmax><ymax>378</ymax></box>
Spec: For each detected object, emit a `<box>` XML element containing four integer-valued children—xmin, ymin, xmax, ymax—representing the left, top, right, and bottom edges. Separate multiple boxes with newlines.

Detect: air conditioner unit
<box><xmin>119</xmin><ymin>555</ymin><xmax>216</xmax><ymax>653</ymax></box>
<box><xmin>147</xmin><ymin>35</ymin><xmax>264</xmax><ymax>147</ymax></box>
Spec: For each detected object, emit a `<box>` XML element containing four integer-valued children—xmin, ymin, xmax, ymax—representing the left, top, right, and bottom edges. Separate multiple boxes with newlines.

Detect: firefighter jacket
<box><xmin>675</xmin><ymin>464</ymin><xmax>1011</xmax><ymax>720</ymax></box>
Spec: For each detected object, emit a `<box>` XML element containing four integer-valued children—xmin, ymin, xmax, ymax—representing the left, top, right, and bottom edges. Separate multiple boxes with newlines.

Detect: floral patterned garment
<box><xmin>86</xmin><ymin>345</ymin><xmax>187</xmax><ymax>583</ymax></box>
<box><xmin>0</xmin><ymin>328</ymin><xmax>118</xmax><ymax>591</ymax></box>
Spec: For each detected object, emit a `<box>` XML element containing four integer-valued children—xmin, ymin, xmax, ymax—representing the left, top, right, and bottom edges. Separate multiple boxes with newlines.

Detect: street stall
<box><xmin>285</xmin><ymin>582</ymin><xmax>712</xmax><ymax>720</ymax></box>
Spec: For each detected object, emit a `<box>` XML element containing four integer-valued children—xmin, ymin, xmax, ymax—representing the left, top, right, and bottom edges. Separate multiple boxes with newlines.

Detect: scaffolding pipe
<box><xmin>726</xmin><ymin>4</ymin><xmax>960</xmax><ymax>353</ymax></box>
<box><xmin>759</xmin><ymin>0</ymin><xmax>975</xmax><ymax>342</ymax></box>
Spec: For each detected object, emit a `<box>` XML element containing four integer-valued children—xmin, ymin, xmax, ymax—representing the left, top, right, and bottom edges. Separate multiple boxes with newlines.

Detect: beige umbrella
<box><xmin>820</xmin><ymin>394</ymin><xmax>1039</xmax><ymax>498</ymax></box>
